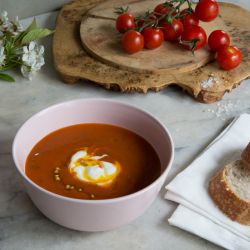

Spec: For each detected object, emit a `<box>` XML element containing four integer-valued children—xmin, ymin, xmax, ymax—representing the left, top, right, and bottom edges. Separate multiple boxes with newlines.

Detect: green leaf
<box><xmin>0</xmin><ymin>73</ymin><xmax>15</xmax><ymax>82</ymax></box>
<box><xmin>114</xmin><ymin>6</ymin><xmax>129</xmax><ymax>14</ymax></box>
<box><xmin>14</xmin><ymin>31</ymin><xmax>26</xmax><ymax>44</ymax></box>
<box><xmin>21</xmin><ymin>28</ymin><xmax>54</xmax><ymax>45</ymax></box>
<box><xmin>15</xmin><ymin>18</ymin><xmax>45</xmax><ymax>45</ymax></box>
<box><xmin>25</xmin><ymin>18</ymin><xmax>37</xmax><ymax>32</ymax></box>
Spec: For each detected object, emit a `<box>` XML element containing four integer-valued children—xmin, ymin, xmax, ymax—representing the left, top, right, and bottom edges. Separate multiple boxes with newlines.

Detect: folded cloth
<box><xmin>165</xmin><ymin>114</ymin><xmax>250</xmax><ymax>250</ymax></box>
<box><xmin>168</xmin><ymin>206</ymin><xmax>249</xmax><ymax>250</ymax></box>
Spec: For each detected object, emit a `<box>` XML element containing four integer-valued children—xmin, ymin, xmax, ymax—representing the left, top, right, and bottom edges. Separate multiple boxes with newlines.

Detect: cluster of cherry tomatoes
<box><xmin>115</xmin><ymin>0</ymin><xmax>242</xmax><ymax>70</ymax></box>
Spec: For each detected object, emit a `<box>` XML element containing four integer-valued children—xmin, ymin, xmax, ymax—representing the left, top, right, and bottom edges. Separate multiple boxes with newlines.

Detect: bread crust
<box><xmin>241</xmin><ymin>142</ymin><xmax>250</xmax><ymax>167</ymax></box>
<box><xmin>209</xmin><ymin>164</ymin><xmax>250</xmax><ymax>225</ymax></box>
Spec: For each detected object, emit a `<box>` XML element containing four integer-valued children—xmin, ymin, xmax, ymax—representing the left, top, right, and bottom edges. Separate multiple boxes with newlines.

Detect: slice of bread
<box><xmin>241</xmin><ymin>142</ymin><xmax>250</xmax><ymax>167</ymax></box>
<box><xmin>209</xmin><ymin>160</ymin><xmax>250</xmax><ymax>225</ymax></box>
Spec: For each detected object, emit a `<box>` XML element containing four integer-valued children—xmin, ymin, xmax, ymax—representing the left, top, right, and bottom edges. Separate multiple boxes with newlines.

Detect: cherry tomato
<box><xmin>180</xmin><ymin>25</ymin><xmax>207</xmax><ymax>50</ymax></box>
<box><xmin>116</xmin><ymin>13</ymin><xmax>135</xmax><ymax>33</ymax></box>
<box><xmin>195</xmin><ymin>0</ymin><xmax>219</xmax><ymax>22</ymax></box>
<box><xmin>208</xmin><ymin>30</ymin><xmax>230</xmax><ymax>51</ymax></box>
<box><xmin>216</xmin><ymin>46</ymin><xmax>242</xmax><ymax>70</ymax></box>
<box><xmin>154</xmin><ymin>3</ymin><xmax>176</xmax><ymax>18</ymax></box>
<box><xmin>161</xmin><ymin>19</ymin><xmax>184</xmax><ymax>42</ymax></box>
<box><xmin>180</xmin><ymin>9</ymin><xmax>199</xmax><ymax>26</ymax></box>
<box><xmin>122</xmin><ymin>30</ymin><xmax>144</xmax><ymax>54</ymax></box>
<box><xmin>142</xmin><ymin>27</ymin><xmax>164</xmax><ymax>49</ymax></box>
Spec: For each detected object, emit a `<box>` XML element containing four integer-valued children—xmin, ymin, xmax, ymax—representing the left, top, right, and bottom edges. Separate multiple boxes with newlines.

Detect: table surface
<box><xmin>1</xmin><ymin>1</ymin><xmax>250</xmax><ymax>249</ymax></box>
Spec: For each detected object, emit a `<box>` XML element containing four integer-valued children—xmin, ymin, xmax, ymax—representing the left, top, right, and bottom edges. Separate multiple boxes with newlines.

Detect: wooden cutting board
<box><xmin>53</xmin><ymin>0</ymin><xmax>250</xmax><ymax>103</ymax></box>
<box><xmin>80</xmin><ymin>0</ymin><xmax>227</xmax><ymax>74</ymax></box>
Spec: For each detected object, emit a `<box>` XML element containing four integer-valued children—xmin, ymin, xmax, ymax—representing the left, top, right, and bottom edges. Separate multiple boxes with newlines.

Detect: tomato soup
<box><xmin>25</xmin><ymin>124</ymin><xmax>161</xmax><ymax>200</ymax></box>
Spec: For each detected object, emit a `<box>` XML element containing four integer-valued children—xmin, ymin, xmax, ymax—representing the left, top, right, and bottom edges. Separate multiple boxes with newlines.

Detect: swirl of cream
<box><xmin>68</xmin><ymin>149</ymin><xmax>120</xmax><ymax>186</ymax></box>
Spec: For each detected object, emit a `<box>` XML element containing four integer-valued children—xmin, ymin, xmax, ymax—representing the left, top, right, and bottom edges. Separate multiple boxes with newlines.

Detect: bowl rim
<box><xmin>12</xmin><ymin>98</ymin><xmax>174</xmax><ymax>204</ymax></box>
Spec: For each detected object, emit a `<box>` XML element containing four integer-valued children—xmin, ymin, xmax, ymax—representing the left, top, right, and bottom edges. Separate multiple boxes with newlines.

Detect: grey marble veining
<box><xmin>1</xmin><ymin>1</ymin><xmax>250</xmax><ymax>249</ymax></box>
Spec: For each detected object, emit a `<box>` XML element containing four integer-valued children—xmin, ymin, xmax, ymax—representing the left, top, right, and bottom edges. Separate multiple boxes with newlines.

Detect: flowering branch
<box><xmin>0</xmin><ymin>11</ymin><xmax>54</xmax><ymax>82</ymax></box>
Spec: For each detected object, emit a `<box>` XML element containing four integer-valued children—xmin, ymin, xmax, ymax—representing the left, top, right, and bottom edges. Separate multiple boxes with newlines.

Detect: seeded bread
<box><xmin>209</xmin><ymin>160</ymin><xmax>250</xmax><ymax>225</ymax></box>
<box><xmin>241</xmin><ymin>142</ymin><xmax>250</xmax><ymax>167</ymax></box>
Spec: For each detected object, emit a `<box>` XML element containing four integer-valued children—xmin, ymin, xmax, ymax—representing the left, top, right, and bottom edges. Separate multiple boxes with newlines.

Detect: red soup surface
<box><xmin>25</xmin><ymin>123</ymin><xmax>161</xmax><ymax>200</ymax></box>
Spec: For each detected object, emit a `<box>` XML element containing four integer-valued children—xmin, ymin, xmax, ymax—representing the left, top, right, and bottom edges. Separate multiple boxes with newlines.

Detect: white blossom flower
<box><xmin>22</xmin><ymin>42</ymin><xmax>45</xmax><ymax>69</ymax></box>
<box><xmin>21</xmin><ymin>41</ymin><xmax>45</xmax><ymax>80</ymax></box>
<box><xmin>20</xmin><ymin>65</ymin><xmax>34</xmax><ymax>80</ymax></box>
<box><xmin>9</xmin><ymin>16</ymin><xmax>23</xmax><ymax>35</ymax></box>
<box><xmin>0</xmin><ymin>11</ymin><xmax>23</xmax><ymax>36</ymax></box>
<box><xmin>0</xmin><ymin>46</ymin><xmax>6</xmax><ymax>67</ymax></box>
<box><xmin>0</xmin><ymin>11</ymin><xmax>11</xmax><ymax>34</ymax></box>
<box><xmin>0</xmin><ymin>11</ymin><xmax>9</xmax><ymax>28</ymax></box>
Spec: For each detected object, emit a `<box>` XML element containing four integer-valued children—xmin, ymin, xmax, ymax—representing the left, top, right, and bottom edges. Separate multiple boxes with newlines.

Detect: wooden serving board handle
<box><xmin>53</xmin><ymin>0</ymin><xmax>250</xmax><ymax>103</ymax></box>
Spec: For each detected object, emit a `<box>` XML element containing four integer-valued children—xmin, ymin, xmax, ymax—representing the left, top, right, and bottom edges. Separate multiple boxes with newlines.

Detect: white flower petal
<box><xmin>23</xmin><ymin>46</ymin><xmax>28</xmax><ymax>54</ymax></box>
<box><xmin>16</xmin><ymin>17</ymin><xmax>23</xmax><ymax>29</ymax></box>
<box><xmin>21</xmin><ymin>65</ymin><xmax>34</xmax><ymax>80</ymax></box>
<box><xmin>0</xmin><ymin>47</ymin><xmax>4</xmax><ymax>54</ymax></box>
<box><xmin>22</xmin><ymin>54</ymin><xmax>28</xmax><ymax>61</ymax></box>
<box><xmin>21</xmin><ymin>42</ymin><xmax>46</xmax><ymax>76</ymax></box>
<box><xmin>39</xmin><ymin>46</ymin><xmax>44</xmax><ymax>55</ymax></box>
<box><xmin>1</xmin><ymin>11</ymin><xmax>8</xmax><ymax>18</ymax></box>
<box><xmin>0</xmin><ymin>46</ymin><xmax>6</xmax><ymax>66</ymax></box>
<box><xmin>0</xmin><ymin>11</ymin><xmax>9</xmax><ymax>25</ymax></box>
<box><xmin>37</xmin><ymin>56</ymin><xmax>45</xmax><ymax>66</ymax></box>
<box><xmin>29</xmin><ymin>41</ymin><xmax>36</xmax><ymax>51</ymax></box>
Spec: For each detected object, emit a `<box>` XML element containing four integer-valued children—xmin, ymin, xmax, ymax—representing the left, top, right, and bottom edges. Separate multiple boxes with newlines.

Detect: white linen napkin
<box><xmin>165</xmin><ymin>113</ymin><xmax>250</xmax><ymax>250</ymax></box>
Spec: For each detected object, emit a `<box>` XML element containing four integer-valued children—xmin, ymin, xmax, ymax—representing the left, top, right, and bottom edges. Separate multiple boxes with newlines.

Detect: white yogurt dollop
<box><xmin>68</xmin><ymin>149</ymin><xmax>120</xmax><ymax>186</ymax></box>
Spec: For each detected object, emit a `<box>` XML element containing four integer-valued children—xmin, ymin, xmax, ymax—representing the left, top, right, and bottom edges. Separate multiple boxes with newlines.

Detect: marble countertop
<box><xmin>1</xmin><ymin>1</ymin><xmax>250</xmax><ymax>249</ymax></box>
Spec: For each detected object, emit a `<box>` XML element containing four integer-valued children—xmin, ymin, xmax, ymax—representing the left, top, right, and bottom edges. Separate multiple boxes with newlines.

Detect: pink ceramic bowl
<box><xmin>12</xmin><ymin>98</ymin><xmax>174</xmax><ymax>231</ymax></box>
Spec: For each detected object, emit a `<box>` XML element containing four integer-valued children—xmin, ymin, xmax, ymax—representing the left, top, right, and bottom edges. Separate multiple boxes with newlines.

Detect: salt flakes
<box><xmin>201</xmin><ymin>77</ymin><xmax>214</xmax><ymax>89</ymax></box>
<box><xmin>206</xmin><ymin>100</ymin><xmax>240</xmax><ymax>120</ymax></box>
<box><xmin>200</xmin><ymin>75</ymin><xmax>220</xmax><ymax>90</ymax></box>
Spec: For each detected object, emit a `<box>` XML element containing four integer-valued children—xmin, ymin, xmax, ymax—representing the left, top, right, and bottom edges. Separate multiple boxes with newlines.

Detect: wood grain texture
<box><xmin>53</xmin><ymin>0</ymin><xmax>250</xmax><ymax>103</ymax></box>
<box><xmin>80</xmin><ymin>0</ymin><xmax>227</xmax><ymax>74</ymax></box>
